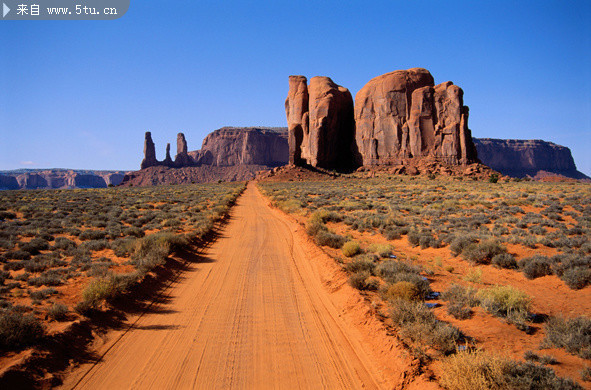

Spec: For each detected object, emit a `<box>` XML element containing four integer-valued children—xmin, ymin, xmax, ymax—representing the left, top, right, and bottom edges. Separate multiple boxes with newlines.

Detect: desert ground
<box><xmin>0</xmin><ymin>175</ymin><xmax>590</xmax><ymax>389</ymax></box>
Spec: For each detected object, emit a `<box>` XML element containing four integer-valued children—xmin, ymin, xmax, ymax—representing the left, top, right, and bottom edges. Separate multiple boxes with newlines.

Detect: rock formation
<box><xmin>473</xmin><ymin>138</ymin><xmax>589</xmax><ymax>179</ymax></box>
<box><xmin>285</xmin><ymin>76</ymin><xmax>356</xmax><ymax>170</ymax></box>
<box><xmin>139</xmin><ymin>127</ymin><xmax>288</xmax><ymax>170</ymax></box>
<box><xmin>163</xmin><ymin>143</ymin><xmax>173</xmax><ymax>165</ymax></box>
<box><xmin>175</xmin><ymin>133</ymin><xmax>191</xmax><ymax>166</ymax></box>
<box><xmin>354</xmin><ymin>68</ymin><xmax>477</xmax><ymax>166</ymax></box>
<box><xmin>0</xmin><ymin>170</ymin><xmax>126</xmax><ymax>190</ymax></box>
<box><xmin>141</xmin><ymin>132</ymin><xmax>158</xmax><ymax>170</ymax></box>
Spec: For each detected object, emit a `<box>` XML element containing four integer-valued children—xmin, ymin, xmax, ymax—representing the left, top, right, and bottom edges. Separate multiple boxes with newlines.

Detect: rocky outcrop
<box><xmin>473</xmin><ymin>138</ymin><xmax>589</xmax><ymax>179</ymax></box>
<box><xmin>0</xmin><ymin>170</ymin><xmax>126</xmax><ymax>190</ymax></box>
<box><xmin>175</xmin><ymin>133</ymin><xmax>191</xmax><ymax>166</ymax></box>
<box><xmin>354</xmin><ymin>68</ymin><xmax>477</xmax><ymax>166</ymax></box>
<box><xmin>197</xmin><ymin>127</ymin><xmax>288</xmax><ymax>167</ymax></box>
<box><xmin>285</xmin><ymin>76</ymin><xmax>356</xmax><ymax>170</ymax></box>
<box><xmin>139</xmin><ymin>127</ymin><xmax>288</xmax><ymax>170</ymax></box>
<box><xmin>141</xmin><ymin>132</ymin><xmax>158</xmax><ymax>169</ymax></box>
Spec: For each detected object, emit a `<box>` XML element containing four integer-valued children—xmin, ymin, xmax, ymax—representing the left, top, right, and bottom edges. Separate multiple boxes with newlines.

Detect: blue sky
<box><xmin>1</xmin><ymin>1</ymin><xmax>590</xmax><ymax>175</ymax></box>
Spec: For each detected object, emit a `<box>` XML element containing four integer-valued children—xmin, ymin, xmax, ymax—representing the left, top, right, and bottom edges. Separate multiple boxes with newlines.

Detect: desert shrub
<box><xmin>47</xmin><ymin>303</ymin><xmax>68</xmax><ymax>321</ymax></box>
<box><xmin>389</xmin><ymin>299</ymin><xmax>461</xmax><ymax>355</ymax></box>
<box><xmin>53</xmin><ymin>237</ymin><xmax>76</xmax><ymax>250</ymax></box>
<box><xmin>20</xmin><ymin>238</ymin><xmax>50</xmax><ymax>255</ymax></box>
<box><xmin>344</xmin><ymin>256</ymin><xmax>375</xmax><ymax>274</ymax></box>
<box><xmin>5</xmin><ymin>250</ymin><xmax>31</xmax><ymax>260</ymax></box>
<box><xmin>543</xmin><ymin>316</ymin><xmax>591</xmax><ymax>359</ymax></box>
<box><xmin>524</xmin><ymin>351</ymin><xmax>557</xmax><ymax>365</ymax></box>
<box><xmin>27</xmin><ymin>273</ymin><xmax>62</xmax><ymax>287</ymax></box>
<box><xmin>377</xmin><ymin>260</ymin><xmax>431</xmax><ymax>299</ymax></box>
<box><xmin>440</xmin><ymin>349</ymin><xmax>581</xmax><ymax>390</ymax></box>
<box><xmin>81</xmin><ymin>278</ymin><xmax>118</xmax><ymax>307</ymax></box>
<box><xmin>450</xmin><ymin>236</ymin><xmax>478</xmax><ymax>256</ymax></box>
<box><xmin>519</xmin><ymin>255</ymin><xmax>553</xmax><ymax>279</ymax></box>
<box><xmin>122</xmin><ymin>226</ymin><xmax>144</xmax><ymax>238</ymax></box>
<box><xmin>492</xmin><ymin>253</ymin><xmax>518</xmax><ymax>269</ymax></box>
<box><xmin>342</xmin><ymin>241</ymin><xmax>361</xmax><ymax>257</ymax></box>
<box><xmin>559</xmin><ymin>266</ymin><xmax>591</xmax><ymax>290</ymax></box>
<box><xmin>407</xmin><ymin>230</ymin><xmax>421</xmax><ymax>247</ymax></box>
<box><xmin>368</xmin><ymin>243</ymin><xmax>392</xmax><ymax>258</ymax></box>
<box><xmin>461</xmin><ymin>240</ymin><xmax>506</xmax><ymax>264</ymax></box>
<box><xmin>463</xmin><ymin>268</ymin><xmax>483</xmax><ymax>283</ymax></box>
<box><xmin>442</xmin><ymin>284</ymin><xmax>479</xmax><ymax>320</ymax></box>
<box><xmin>0</xmin><ymin>309</ymin><xmax>45</xmax><ymax>349</ymax></box>
<box><xmin>314</xmin><ymin>230</ymin><xmax>346</xmax><ymax>249</ymax></box>
<box><xmin>348</xmin><ymin>271</ymin><xmax>378</xmax><ymax>291</ymax></box>
<box><xmin>29</xmin><ymin>287</ymin><xmax>57</xmax><ymax>301</ymax></box>
<box><xmin>79</xmin><ymin>230</ymin><xmax>107</xmax><ymax>241</ymax></box>
<box><xmin>111</xmin><ymin>237</ymin><xmax>137</xmax><ymax>257</ymax></box>
<box><xmin>477</xmin><ymin>286</ymin><xmax>531</xmax><ymax>328</ymax></box>
<box><xmin>131</xmin><ymin>233</ymin><xmax>187</xmax><ymax>271</ymax></box>
<box><xmin>79</xmin><ymin>239</ymin><xmax>109</xmax><ymax>252</ymax></box>
<box><xmin>382</xmin><ymin>281</ymin><xmax>421</xmax><ymax>301</ymax></box>
<box><xmin>582</xmin><ymin>367</ymin><xmax>591</xmax><ymax>382</ymax></box>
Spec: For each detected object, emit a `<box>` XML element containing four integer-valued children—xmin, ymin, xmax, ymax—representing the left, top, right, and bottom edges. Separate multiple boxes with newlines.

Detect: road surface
<box><xmin>63</xmin><ymin>183</ymin><xmax>382</xmax><ymax>389</ymax></box>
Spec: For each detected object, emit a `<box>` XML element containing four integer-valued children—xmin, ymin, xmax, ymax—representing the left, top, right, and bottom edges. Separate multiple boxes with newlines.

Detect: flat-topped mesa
<box><xmin>285</xmin><ymin>75</ymin><xmax>356</xmax><ymax>171</ymax></box>
<box><xmin>354</xmin><ymin>68</ymin><xmax>477</xmax><ymax>166</ymax></box>
<box><xmin>141</xmin><ymin>132</ymin><xmax>158</xmax><ymax>169</ymax></box>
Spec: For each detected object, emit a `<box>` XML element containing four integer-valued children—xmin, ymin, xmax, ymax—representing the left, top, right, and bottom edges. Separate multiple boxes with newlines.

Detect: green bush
<box><xmin>440</xmin><ymin>350</ymin><xmax>582</xmax><ymax>390</ymax></box>
<box><xmin>477</xmin><ymin>285</ymin><xmax>531</xmax><ymax>328</ymax></box>
<box><xmin>342</xmin><ymin>241</ymin><xmax>361</xmax><ymax>257</ymax></box>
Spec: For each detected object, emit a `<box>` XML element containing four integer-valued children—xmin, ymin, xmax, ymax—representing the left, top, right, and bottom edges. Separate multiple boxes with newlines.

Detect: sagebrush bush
<box><xmin>47</xmin><ymin>303</ymin><xmax>68</xmax><ymax>321</ymax></box>
<box><xmin>344</xmin><ymin>256</ymin><xmax>375</xmax><ymax>274</ymax></box>
<box><xmin>382</xmin><ymin>281</ymin><xmax>421</xmax><ymax>301</ymax></box>
<box><xmin>477</xmin><ymin>285</ymin><xmax>531</xmax><ymax>328</ymax></box>
<box><xmin>348</xmin><ymin>271</ymin><xmax>378</xmax><ymax>291</ymax></box>
<box><xmin>341</xmin><ymin>241</ymin><xmax>361</xmax><ymax>257</ymax></box>
<box><xmin>442</xmin><ymin>284</ymin><xmax>479</xmax><ymax>320</ymax></box>
<box><xmin>544</xmin><ymin>316</ymin><xmax>591</xmax><ymax>359</ymax></box>
<box><xmin>0</xmin><ymin>309</ymin><xmax>45</xmax><ymax>349</ymax></box>
<box><xmin>491</xmin><ymin>253</ymin><xmax>518</xmax><ymax>269</ymax></box>
<box><xmin>519</xmin><ymin>255</ymin><xmax>553</xmax><ymax>279</ymax></box>
<box><xmin>389</xmin><ymin>299</ymin><xmax>461</xmax><ymax>355</ymax></box>
<box><xmin>461</xmin><ymin>240</ymin><xmax>506</xmax><ymax>264</ymax></box>
<box><xmin>314</xmin><ymin>230</ymin><xmax>346</xmax><ymax>249</ymax></box>
<box><xmin>440</xmin><ymin>350</ymin><xmax>582</xmax><ymax>390</ymax></box>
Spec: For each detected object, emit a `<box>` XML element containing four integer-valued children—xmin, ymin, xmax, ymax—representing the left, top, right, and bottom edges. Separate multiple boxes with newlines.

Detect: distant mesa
<box><xmin>473</xmin><ymin>138</ymin><xmax>589</xmax><ymax>180</ymax></box>
<box><xmin>0</xmin><ymin>169</ymin><xmax>126</xmax><ymax>190</ymax></box>
<box><xmin>286</xmin><ymin>68</ymin><xmax>478</xmax><ymax>172</ymax></box>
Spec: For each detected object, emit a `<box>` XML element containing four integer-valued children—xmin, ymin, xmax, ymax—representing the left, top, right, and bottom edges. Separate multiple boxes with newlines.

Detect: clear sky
<box><xmin>1</xmin><ymin>1</ymin><xmax>590</xmax><ymax>175</ymax></box>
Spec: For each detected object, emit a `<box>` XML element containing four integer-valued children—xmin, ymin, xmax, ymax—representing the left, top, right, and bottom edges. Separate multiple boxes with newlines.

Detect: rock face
<box><xmin>0</xmin><ymin>170</ymin><xmax>126</xmax><ymax>190</ymax></box>
<box><xmin>139</xmin><ymin>127</ymin><xmax>288</xmax><ymax>170</ymax></box>
<box><xmin>354</xmin><ymin>68</ymin><xmax>477</xmax><ymax>166</ymax></box>
<box><xmin>285</xmin><ymin>76</ymin><xmax>356</xmax><ymax>170</ymax></box>
<box><xmin>473</xmin><ymin>138</ymin><xmax>589</xmax><ymax>179</ymax></box>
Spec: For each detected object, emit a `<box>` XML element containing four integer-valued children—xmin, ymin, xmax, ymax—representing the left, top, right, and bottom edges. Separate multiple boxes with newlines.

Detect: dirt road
<box><xmin>62</xmin><ymin>184</ymin><xmax>383</xmax><ymax>389</ymax></box>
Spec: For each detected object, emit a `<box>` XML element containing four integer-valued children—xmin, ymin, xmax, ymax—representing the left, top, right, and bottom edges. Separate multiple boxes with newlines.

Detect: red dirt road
<box><xmin>61</xmin><ymin>184</ymin><xmax>384</xmax><ymax>389</ymax></box>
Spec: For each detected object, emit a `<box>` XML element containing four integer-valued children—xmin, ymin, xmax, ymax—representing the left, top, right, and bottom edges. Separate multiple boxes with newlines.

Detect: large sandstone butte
<box><xmin>354</xmin><ymin>68</ymin><xmax>477</xmax><ymax>166</ymax></box>
<box><xmin>285</xmin><ymin>76</ymin><xmax>356</xmax><ymax>170</ymax></box>
<box><xmin>473</xmin><ymin>138</ymin><xmax>589</xmax><ymax>180</ymax></box>
<box><xmin>139</xmin><ymin>127</ymin><xmax>288</xmax><ymax>170</ymax></box>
